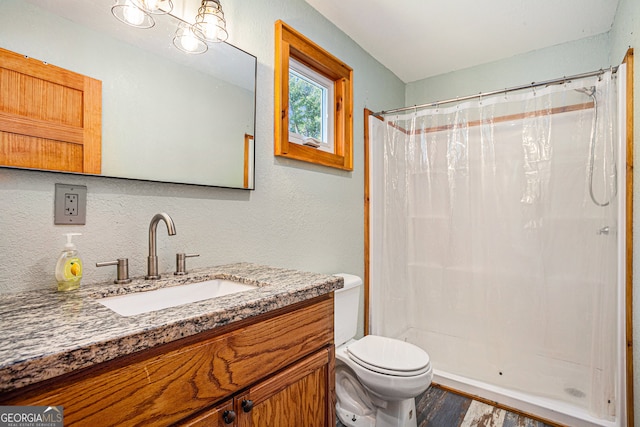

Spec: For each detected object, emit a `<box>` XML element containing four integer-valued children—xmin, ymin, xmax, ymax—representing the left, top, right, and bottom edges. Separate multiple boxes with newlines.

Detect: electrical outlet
<box><xmin>55</xmin><ymin>184</ymin><xmax>87</xmax><ymax>225</ymax></box>
<box><xmin>65</xmin><ymin>193</ymin><xmax>78</xmax><ymax>216</ymax></box>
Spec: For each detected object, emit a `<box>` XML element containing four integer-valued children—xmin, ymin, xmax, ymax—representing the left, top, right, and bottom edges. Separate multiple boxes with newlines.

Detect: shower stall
<box><xmin>367</xmin><ymin>67</ymin><xmax>628</xmax><ymax>426</ymax></box>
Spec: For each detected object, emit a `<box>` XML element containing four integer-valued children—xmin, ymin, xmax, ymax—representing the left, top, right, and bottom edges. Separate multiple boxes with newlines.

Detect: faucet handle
<box><xmin>175</xmin><ymin>253</ymin><xmax>199</xmax><ymax>275</ymax></box>
<box><xmin>96</xmin><ymin>258</ymin><xmax>132</xmax><ymax>284</ymax></box>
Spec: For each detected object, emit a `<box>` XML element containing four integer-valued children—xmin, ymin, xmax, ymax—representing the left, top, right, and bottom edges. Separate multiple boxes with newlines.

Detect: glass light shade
<box><xmin>131</xmin><ymin>0</ymin><xmax>173</xmax><ymax>15</ymax></box>
<box><xmin>173</xmin><ymin>22</ymin><xmax>208</xmax><ymax>54</ymax></box>
<box><xmin>192</xmin><ymin>0</ymin><xmax>229</xmax><ymax>43</ymax></box>
<box><xmin>111</xmin><ymin>0</ymin><xmax>155</xmax><ymax>29</ymax></box>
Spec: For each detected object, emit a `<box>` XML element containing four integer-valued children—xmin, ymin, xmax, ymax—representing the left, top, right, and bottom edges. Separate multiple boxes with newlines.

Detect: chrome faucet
<box><xmin>146</xmin><ymin>212</ymin><xmax>176</xmax><ymax>280</ymax></box>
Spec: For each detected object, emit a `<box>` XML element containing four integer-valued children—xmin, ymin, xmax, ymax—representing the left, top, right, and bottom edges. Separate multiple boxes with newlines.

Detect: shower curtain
<box><xmin>369</xmin><ymin>70</ymin><xmax>620</xmax><ymax>420</ymax></box>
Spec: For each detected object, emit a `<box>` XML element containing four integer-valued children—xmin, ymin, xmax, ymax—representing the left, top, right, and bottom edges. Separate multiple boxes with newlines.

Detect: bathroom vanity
<box><xmin>0</xmin><ymin>263</ymin><xmax>341</xmax><ymax>426</ymax></box>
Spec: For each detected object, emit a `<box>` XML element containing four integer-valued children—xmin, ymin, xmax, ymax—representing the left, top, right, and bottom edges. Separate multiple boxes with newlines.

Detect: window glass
<box><xmin>288</xmin><ymin>59</ymin><xmax>334</xmax><ymax>152</ymax></box>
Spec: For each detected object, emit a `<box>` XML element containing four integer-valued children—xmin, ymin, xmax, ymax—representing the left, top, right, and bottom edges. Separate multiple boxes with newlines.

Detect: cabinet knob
<box><xmin>241</xmin><ymin>399</ymin><xmax>254</xmax><ymax>413</ymax></box>
<box><xmin>222</xmin><ymin>410</ymin><xmax>236</xmax><ymax>424</ymax></box>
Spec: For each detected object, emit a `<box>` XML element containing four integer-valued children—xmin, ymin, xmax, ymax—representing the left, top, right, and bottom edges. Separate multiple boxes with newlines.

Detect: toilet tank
<box><xmin>333</xmin><ymin>273</ymin><xmax>362</xmax><ymax>347</ymax></box>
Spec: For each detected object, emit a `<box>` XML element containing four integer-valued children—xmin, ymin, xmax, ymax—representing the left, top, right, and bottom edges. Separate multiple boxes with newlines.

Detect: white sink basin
<box><xmin>97</xmin><ymin>279</ymin><xmax>257</xmax><ymax>317</ymax></box>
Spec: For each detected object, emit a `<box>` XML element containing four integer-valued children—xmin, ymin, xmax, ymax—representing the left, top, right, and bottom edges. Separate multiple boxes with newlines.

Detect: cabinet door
<box><xmin>238</xmin><ymin>347</ymin><xmax>333</xmax><ymax>427</ymax></box>
<box><xmin>0</xmin><ymin>47</ymin><xmax>102</xmax><ymax>174</ymax></box>
<box><xmin>177</xmin><ymin>400</ymin><xmax>236</xmax><ymax>427</ymax></box>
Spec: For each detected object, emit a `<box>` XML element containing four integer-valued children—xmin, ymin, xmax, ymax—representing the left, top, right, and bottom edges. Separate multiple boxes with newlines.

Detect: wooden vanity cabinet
<box><xmin>0</xmin><ymin>294</ymin><xmax>336</xmax><ymax>427</ymax></box>
<box><xmin>180</xmin><ymin>347</ymin><xmax>331</xmax><ymax>427</ymax></box>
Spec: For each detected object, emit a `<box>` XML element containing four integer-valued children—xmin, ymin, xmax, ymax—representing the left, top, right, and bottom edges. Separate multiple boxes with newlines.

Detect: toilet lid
<box><xmin>346</xmin><ymin>335</ymin><xmax>431</xmax><ymax>377</ymax></box>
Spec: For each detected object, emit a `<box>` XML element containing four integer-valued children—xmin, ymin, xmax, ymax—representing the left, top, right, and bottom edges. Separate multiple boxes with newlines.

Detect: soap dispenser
<box><xmin>55</xmin><ymin>233</ymin><xmax>83</xmax><ymax>291</ymax></box>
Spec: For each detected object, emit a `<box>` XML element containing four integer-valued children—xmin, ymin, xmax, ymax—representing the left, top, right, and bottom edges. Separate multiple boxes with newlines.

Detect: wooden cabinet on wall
<box><xmin>0</xmin><ymin>295</ymin><xmax>335</xmax><ymax>427</ymax></box>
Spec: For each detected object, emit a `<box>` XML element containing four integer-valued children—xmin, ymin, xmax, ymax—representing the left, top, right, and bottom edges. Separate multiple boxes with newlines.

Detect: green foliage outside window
<box><xmin>289</xmin><ymin>71</ymin><xmax>322</xmax><ymax>139</ymax></box>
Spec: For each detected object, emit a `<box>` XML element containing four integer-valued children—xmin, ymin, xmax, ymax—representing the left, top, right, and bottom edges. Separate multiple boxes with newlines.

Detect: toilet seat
<box><xmin>336</xmin><ymin>341</ymin><xmax>433</xmax><ymax>402</ymax></box>
<box><xmin>346</xmin><ymin>335</ymin><xmax>431</xmax><ymax>377</ymax></box>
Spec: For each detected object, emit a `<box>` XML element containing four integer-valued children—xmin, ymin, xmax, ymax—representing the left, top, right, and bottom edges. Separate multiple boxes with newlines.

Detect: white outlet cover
<box><xmin>54</xmin><ymin>184</ymin><xmax>87</xmax><ymax>225</ymax></box>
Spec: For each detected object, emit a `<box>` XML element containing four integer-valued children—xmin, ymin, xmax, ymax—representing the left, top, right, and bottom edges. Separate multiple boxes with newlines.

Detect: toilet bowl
<box><xmin>334</xmin><ymin>274</ymin><xmax>432</xmax><ymax>427</ymax></box>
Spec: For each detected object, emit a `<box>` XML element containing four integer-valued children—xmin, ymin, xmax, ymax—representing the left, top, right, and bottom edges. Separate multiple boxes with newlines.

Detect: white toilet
<box><xmin>334</xmin><ymin>274</ymin><xmax>433</xmax><ymax>427</ymax></box>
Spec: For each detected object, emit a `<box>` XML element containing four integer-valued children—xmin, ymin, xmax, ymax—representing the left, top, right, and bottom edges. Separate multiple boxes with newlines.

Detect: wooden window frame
<box><xmin>274</xmin><ymin>20</ymin><xmax>353</xmax><ymax>171</ymax></box>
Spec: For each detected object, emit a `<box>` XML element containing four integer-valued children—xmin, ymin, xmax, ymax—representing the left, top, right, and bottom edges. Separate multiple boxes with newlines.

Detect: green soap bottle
<box><xmin>55</xmin><ymin>233</ymin><xmax>83</xmax><ymax>292</ymax></box>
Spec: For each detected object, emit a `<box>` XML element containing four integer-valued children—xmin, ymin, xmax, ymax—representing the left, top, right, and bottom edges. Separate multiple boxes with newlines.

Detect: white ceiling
<box><xmin>304</xmin><ymin>0</ymin><xmax>620</xmax><ymax>83</ymax></box>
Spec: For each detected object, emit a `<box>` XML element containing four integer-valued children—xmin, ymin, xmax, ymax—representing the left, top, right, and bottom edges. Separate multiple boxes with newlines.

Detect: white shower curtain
<box><xmin>369</xmin><ymin>70</ymin><xmax>620</xmax><ymax>420</ymax></box>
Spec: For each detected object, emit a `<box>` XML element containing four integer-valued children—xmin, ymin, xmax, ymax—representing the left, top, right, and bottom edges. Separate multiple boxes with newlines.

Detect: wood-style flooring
<box><xmin>337</xmin><ymin>384</ymin><xmax>555</xmax><ymax>427</ymax></box>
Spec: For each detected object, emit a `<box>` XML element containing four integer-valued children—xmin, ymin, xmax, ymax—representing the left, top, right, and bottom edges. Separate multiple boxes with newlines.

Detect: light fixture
<box><xmin>192</xmin><ymin>0</ymin><xmax>229</xmax><ymax>43</ymax></box>
<box><xmin>173</xmin><ymin>22</ymin><xmax>208</xmax><ymax>54</ymax></box>
<box><xmin>111</xmin><ymin>0</ymin><xmax>155</xmax><ymax>29</ymax></box>
<box><xmin>112</xmin><ymin>0</ymin><xmax>230</xmax><ymax>54</ymax></box>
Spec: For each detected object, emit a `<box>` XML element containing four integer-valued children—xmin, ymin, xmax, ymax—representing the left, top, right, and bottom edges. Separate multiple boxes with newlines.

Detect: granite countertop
<box><xmin>0</xmin><ymin>262</ymin><xmax>343</xmax><ymax>393</ymax></box>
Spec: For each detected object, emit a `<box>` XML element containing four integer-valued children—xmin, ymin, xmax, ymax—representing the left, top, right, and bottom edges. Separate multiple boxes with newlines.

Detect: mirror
<box><xmin>0</xmin><ymin>0</ymin><xmax>256</xmax><ymax>189</ymax></box>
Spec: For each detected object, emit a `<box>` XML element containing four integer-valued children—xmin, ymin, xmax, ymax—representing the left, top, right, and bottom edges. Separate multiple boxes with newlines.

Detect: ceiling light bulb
<box><xmin>181</xmin><ymin>32</ymin><xmax>200</xmax><ymax>52</ymax></box>
<box><xmin>173</xmin><ymin>23</ymin><xmax>208</xmax><ymax>54</ymax></box>
<box><xmin>203</xmin><ymin>20</ymin><xmax>219</xmax><ymax>40</ymax></box>
<box><xmin>193</xmin><ymin>0</ymin><xmax>228</xmax><ymax>43</ymax></box>
<box><xmin>112</xmin><ymin>0</ymin><xmax>155</xmax><ymax>29</ymax></box>
<box><xmin>123</xmin><ymin>4</ymin><xmax>145</xmax><ymax>25</ymax></box>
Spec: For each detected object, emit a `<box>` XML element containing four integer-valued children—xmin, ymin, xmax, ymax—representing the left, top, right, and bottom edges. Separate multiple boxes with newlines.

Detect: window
<box><xmin>288</xmin><ymin>58</ymin><xmax>334</xmax><ymax>153</ymax></box>
<box><xmin>275</xmin><ymin>20</ymin><xmax>353</xmax><ymax>170</ymax></box>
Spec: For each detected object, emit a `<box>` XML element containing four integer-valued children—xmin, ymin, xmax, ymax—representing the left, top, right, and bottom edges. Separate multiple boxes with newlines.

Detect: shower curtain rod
<box><xmin>373</xmin><ymin>66</ymin><xmax>618</xmax><ymax>116</ymax></box>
